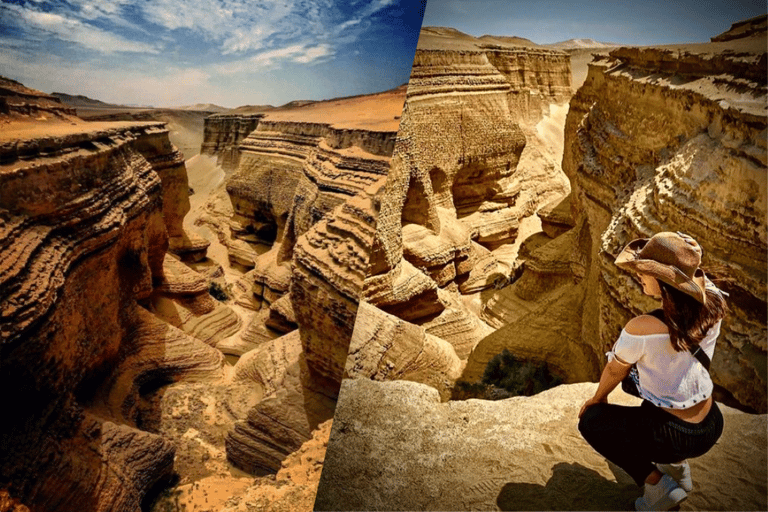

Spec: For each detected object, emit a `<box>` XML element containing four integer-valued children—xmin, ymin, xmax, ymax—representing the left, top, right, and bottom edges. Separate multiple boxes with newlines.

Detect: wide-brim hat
<box><xmin>615</xmin><ymin>231</ymin><xmax>707</xmax><ymax>304</ymax></box>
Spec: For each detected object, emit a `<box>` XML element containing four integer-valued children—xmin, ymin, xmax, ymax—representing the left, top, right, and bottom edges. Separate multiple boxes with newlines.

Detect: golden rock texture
<box><xmin>201</xmin><ymin>98</ymin><xmax>399</xmax><ymax>475</ymax></box>
<box><xmin>200</xmin><ymin>113</ymin><xmax>264</xmax><ymax>171</ymax></box>
<box><xmin>469</xmin><ymin>33</ymin><xmax>767</xmax><ymax>411</ymax></box>
<box><xmin>221</xmin><ymin>420</ymin><xmax>332</xmax><ymax>512</ymax></box>
<box><xmin>0</xmin><ymin>115</ymin><xmax>227</xmax><ymax>511</ymax></box>
<box><xmin>347</xmin><ymin>38</ymin><xmax>572</xmax><ymax>393</ymax></box>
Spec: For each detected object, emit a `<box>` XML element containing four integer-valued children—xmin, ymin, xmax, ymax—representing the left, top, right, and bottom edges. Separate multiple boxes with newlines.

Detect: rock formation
<box><xmin>0</xmin><ymin>76</ymin><xmax>76</xmax><ymax>118</ymax></box>
<box><xmin>316</xmin><ymin>21</ymin><xmax>767</xmax><ymax>510</ymax></box>
<box><xmin>201</xmin><ymin>114</ymin><xmax>264</xmax><ymax>172</ymax></box>
<box><xmin>222</xmin><ymin>420</ymin><xmax>332</xmax><ymax>512</ymax></box>
<box><xmin>0</xmin><ymin>79</ymin><xmax>243</xmax><ymax>511</ymax></box>
<box><xmin>466</xmin><ymin>27</ymin><xmax>767</xmax><ymax>412</ymax></box>
<box><xmin>344</xmin><ymin>28</ymin><xmax>572</xmax><ymax>394</ymax></box>
<box><xmin>197</xmin><ymin>88</ymin><xmax>405</xmax><ymax>479</ymax></box>
<box><xmin>316</xmin><ymin>379</ymin><xmax>767</xmax><ymax>511</ymax></box>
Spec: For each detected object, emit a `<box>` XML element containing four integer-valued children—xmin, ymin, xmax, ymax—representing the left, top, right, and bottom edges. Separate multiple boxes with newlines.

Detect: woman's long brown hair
<box><xmin>659</xmin><ymin>281</ymin><xmax>728</xmax><ymax>352</ymax></box>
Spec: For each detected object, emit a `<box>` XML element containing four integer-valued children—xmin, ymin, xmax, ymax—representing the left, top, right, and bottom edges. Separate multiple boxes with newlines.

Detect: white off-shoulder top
<box><xmin>606</xmin><ymin>320</ymin><xmax>721</xmax><ymax>409</ymax></box>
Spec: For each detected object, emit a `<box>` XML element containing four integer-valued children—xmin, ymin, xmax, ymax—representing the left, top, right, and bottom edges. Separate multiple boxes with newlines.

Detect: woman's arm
<box><xmin>578</xmin><ymin>358</ymin><xmax>632</xmax><ymax>418</ymax></box>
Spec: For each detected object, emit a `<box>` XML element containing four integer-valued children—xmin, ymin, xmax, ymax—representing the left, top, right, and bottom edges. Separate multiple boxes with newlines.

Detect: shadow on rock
<box><xmin>496</xmin><ymin>462</ymin><xmax>638</xmax><ymax>511</ymax></box>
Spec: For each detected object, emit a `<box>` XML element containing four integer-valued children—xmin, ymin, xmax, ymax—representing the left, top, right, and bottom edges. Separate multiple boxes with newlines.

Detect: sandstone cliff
<box><xmin>200</xmin><ymin>114</ymin><xmax>264</xmax><ymax>172</ymax></box>
<box><xmin>197</xmin><ymin>88</ymin><xmax>404</xmax><ymax>481</ymax></box>
<box><xmin>0</xmin><ymin>112</ymin><xmax>228</xmax><ymax>511</ymax></box>
<box><xmin>344</xmin><ymin>29</ymin><xmax>572</xmax><ymax>396</ymax></box>
<box><xmin>466</xmin><ymin>30</ymin><xmax>767</xmax><ymax>412</ymax></box>
<box><xmin>316</xmin><ymin>379</ymin><xmax>767</xmax><ymax>511</ymax></box>
<box><xmin>0</xmin><ymin>76</ymin><xmax>76</xmax><ymax>118</ymax></box>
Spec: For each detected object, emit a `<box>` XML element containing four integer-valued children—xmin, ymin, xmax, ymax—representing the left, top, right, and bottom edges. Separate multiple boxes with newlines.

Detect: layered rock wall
<box><xmin>468</xmin><ymin>37</ymin><xmax>767</xmax><ymax>411</ymax></box>
<box><xmin>201</xmin><ymin>114</ymin><xmax>264</xmax><ymax>171</ymax></box>
<box><xmin>345</xmin><ymin>45</ymin><xmax>571</xmax><ymax>394</ymax></box>
<box><xmin>205</xmin><ymin>111</ymin><xmax>397</xmax><ymax>474</ymax></box>
<box><xmin>0</xmin><ymin>76</ymin><xmax>76</xmax><ymax>118</ymax></box>
<box><xmin>0</xmin><ymin>122</ymin><xmax>224</xmax><ymax>511</ymax></box>
<box><xmin>484</xmin><ymin>47</ymin><xmax>571</xmax><ymax>122</ymax></box>
<box><xmin>580</xmin><ymin>46</ymin><xmax>766</xmax><ymax>411</ymax></box>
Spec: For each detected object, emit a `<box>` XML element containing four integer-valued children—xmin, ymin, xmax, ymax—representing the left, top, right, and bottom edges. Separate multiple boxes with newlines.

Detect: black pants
<box><xmin>578</xmin><ymin>400</ymin><xmax>724</xmax><ymax>486</ymax></box>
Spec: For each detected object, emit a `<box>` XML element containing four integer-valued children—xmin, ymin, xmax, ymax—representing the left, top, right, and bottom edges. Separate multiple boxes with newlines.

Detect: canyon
<box><xmin>316</xmin><ymin>18</ymin><xmax>767</xmax><ymax>511</ymax></box>
<box><xmin>0</xmin><ymin>75</ymin><xmax>405</xmax><ymax>511</ymax></box>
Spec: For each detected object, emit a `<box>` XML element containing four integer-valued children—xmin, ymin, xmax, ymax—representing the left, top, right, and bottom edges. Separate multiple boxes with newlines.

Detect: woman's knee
<box><xmin>578</xmin><ymin>403</ymin><xmax>608</xmax><ymax>438</ymax></box>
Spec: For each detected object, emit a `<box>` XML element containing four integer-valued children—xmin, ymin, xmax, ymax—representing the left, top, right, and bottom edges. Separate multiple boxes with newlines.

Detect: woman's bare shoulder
<box><xmin>624</xmin><ymin>314</ymin><xmax>669</xmax><ymax>336</ymax></box>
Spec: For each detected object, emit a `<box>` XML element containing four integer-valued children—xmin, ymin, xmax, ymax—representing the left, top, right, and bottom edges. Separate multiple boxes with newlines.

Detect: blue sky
<box><xmin>0</xmin><ymin>0</ymin><xmax>425</xmax><ymax>107</ymax></box>
<box><xmin>423</xmin><ymin>0</ymin><xmax>765</xmax><ymax>45</ymax></box>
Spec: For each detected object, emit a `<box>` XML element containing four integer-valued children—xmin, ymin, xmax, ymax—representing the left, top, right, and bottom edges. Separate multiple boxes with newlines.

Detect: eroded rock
<box><xmin>316</xmin><ymin>379</ymin><xmax>767</xmax><ymax>511</ymax></box>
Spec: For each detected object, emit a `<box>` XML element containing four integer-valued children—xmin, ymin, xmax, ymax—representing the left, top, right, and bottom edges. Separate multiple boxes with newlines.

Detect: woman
<box><xmin>578</xmin><ymin>232</ymin><xmax>727</xmax><ymax>511</ymax></box>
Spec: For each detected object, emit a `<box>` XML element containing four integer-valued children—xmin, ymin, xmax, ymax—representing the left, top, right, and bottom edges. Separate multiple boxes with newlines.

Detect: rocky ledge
<box><xmin>316</xmin><ymin>379</ymin><xmax>766</xmax><ymax>511</ymax></box>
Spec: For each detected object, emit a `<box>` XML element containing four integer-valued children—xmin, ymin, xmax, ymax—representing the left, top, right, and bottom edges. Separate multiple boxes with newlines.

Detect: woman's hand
<box><xmin>579</xmin><ymin>396</ymin><xmax>607</xmax><ymax>418</ymax></box>
<box><xmin>578</xmin><ymin>359</ymin><xmax>632</xmax><ymax>418</ymax></box>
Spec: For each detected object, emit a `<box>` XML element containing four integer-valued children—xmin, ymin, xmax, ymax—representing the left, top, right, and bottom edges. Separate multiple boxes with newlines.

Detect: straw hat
<box><xmin>615</xmin><ymin>231</ymin><xmax>707</xmax><ymax>304</ymax></box>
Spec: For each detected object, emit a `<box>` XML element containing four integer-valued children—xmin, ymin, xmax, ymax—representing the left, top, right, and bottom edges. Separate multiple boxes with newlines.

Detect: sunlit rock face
<box><xmin>0</xmin><ymin>119</ymin><xmax>224</xmax><ymax>511</ymax></box>
<box><xmin>581</xmin><ymin>44</ymin><xmax>766</xmax><ymax>412</ymax></box>
<box><xmin>200</xmin><ymin>113</ymin><xmax>264</xmax><ymax>172</ymax></box>
<box><xmin>346</xmin><ymin>36</ymin><xmax>572</xmax><ymax>395</ymax></box>
<box><xmin>469</xmin><ymin>28</ymin><xmax>767</xmax><ymax>411</ymax></box>
<box><xmin>201</xmin><ymin>91</ymin><xmax>404</xmax><ymax>475</ymax></box>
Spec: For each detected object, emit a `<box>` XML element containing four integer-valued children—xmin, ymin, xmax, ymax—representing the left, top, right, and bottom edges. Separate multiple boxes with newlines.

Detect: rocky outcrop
<box><xmin>222</xmin><ymin>420</ymin><xmax>332</xmax><ymax>512</ymax></box>
<box><xmin>201</xmin><ymin>114</ymin><xmax>264</xmax><ymax>171</ymax></box>
<box><xmin>468</xmin><ymin>33</ymin><xmax>767</xmax><ymax>411</ymax></box>
<box><xmin>346</xmin><ymin>35</ymin><xmax>572</xmax><ymax>394</ymax></box>
<box><xmin>147</xmin><ymin>254</ymin><xmax>242</xmax><ymax>347</ymax></box>
<box><xmin>315</xmin><ymin>379</ymin><xmax>767</xmax><ymax>511</ymax></box>
<box><xmin>0</xmin><ymin>116</ymin><xmax>226</xmax><ymax>511</ymax></box>
<box><xmin>198</xmin><ymin>92</ymin><xmax>403</xmax><ymax>479</ymax></box>
<box><xmin>711</xmin><ymin>14</ymin><xmax>767</xmax><ymax>42</ymax></box>
<box><xmin>131</xmin><ymin>124</ymin><xmax>210</xmax><ymax>262</ymax></box>
<box><xmin>0</xmin><ymin>76</ymin><xmax>76</xmax><ymax>118</ymax></box>
<box><xmin>484</xmin><ymin>47</ymin><xmax>571</xmax><ymax>123</ymax></box>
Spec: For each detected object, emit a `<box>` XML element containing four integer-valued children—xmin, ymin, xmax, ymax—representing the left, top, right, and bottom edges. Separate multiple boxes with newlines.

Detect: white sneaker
<box><xmin>635</xmin><ymin>474</ymin><xmax>688</xmax><ymax>511</ymax></box>
<box><xmin>656</xmin><ymin>461</ymin><xmax>693</xmax><ymax>492</ymax></box>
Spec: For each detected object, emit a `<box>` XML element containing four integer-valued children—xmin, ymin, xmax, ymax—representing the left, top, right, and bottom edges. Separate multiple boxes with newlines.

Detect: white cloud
<box><xmin>293</xmin><ymin>44</ymin><xmax>333</xmax><ymax>63</ymax></box>
<box><xmin>141</xmin><ymin>0</ymin><xmax>296</xmax><ymax>53</ymax></box>
<box><xmin>0</xmin><ymin>46</ymin><xmax>214</xmax><ymax>106</ymax></box>
<box><xmin>3</xmin><ymin>3</ymin><xmax>159</xmax><ymax>54</ymax></box>
<box><xmin>1</xmin><ymin>0</ymin><xmax>403</xmax><ymax>61</ymax></box>
<box><xmin>214</xmin><ymin>43</ymin><xmax>335</xmax><ymax>74</ymax></box>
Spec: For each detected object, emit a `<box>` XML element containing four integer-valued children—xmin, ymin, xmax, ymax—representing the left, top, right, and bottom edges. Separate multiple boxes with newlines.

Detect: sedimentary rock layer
<box><xmin>0</xmin><ymin>75</ymin><xmax>76</xmax><ymax>118</ymax></box>
<box><xmin>200</xmin><ymin>113</ymin><xmax>264</xmax><ymax>171</ymax></box>
<box><xmin>0</xmin><ymin>120</ymin><xmax>223</xmax><ymax>511</ymax></box>
<box><xmin>473</xmin><ymin>34</ymin><xmax>767</xmax><ymax>411</ymax></box>
<box><xmin>348</xmin><ymin>41</ymin><xmax>571</xmax><ymax>393</ymax></box>
<box><xmin>201</xmin><ymin>97</ymin><xmax>401</xmax><ymax>476</ymax></box>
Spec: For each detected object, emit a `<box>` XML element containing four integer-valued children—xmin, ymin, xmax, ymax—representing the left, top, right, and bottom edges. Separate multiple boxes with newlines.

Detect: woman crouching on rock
<box><xmin>578</xmin><ymin>232</ymin><xmax>727</xmax><ymax>511</ymax></box>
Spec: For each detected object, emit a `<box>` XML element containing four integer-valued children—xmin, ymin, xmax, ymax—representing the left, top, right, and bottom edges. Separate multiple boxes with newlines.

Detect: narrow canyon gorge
<box><xmin>0</xmin><ymin>76</ymin><xmax>404</xmax><ymax>511</ymax></box>
<box><xmin>316</xmin><ymin>18</ymin><xmax>767</xmax><ymax>511</ymax></box>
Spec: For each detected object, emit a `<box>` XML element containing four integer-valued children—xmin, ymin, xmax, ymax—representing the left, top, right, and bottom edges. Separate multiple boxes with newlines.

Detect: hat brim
<box><xmin>615</xmin><ymin>238</ymin><xmax>707</xmax><ymax>304</ymax></box>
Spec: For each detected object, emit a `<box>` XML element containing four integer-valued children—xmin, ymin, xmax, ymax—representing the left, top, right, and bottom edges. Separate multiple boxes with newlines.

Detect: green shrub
<box><xmin>479</xmin><ymin>349</ymin><xmax>562</xmax><ymax>397</ymax></box>
<box><xmin>208</xmin><ymin>281</ymin><xmax>228</xmax><ymax>301</ymax></box>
